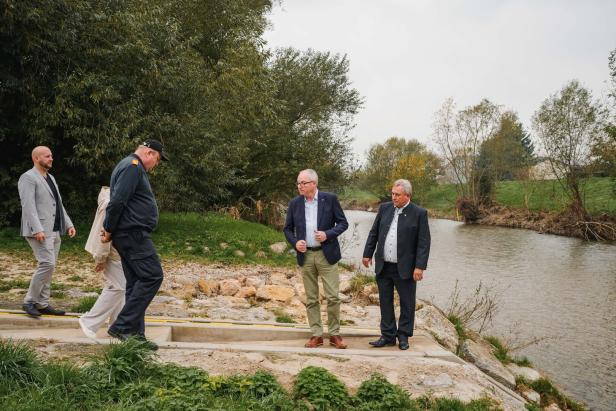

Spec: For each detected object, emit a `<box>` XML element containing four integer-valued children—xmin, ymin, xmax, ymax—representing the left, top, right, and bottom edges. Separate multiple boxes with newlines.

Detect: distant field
<box><xmin>343</xmin><ymin>177</ymin><xmax>616</xmax><ymax>216</ymax></box>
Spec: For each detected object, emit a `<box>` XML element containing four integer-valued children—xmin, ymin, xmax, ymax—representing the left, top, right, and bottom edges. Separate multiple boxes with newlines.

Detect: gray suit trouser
<box><xmin>24</xmin><ymin>232</ymin><xmax>61</xmax><ymax>308</ymax></box>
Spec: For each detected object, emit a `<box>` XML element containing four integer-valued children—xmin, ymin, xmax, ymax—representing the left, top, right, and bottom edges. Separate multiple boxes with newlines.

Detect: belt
<box><xmin>306</xmin><ymin>246</ymin><xmax>322</xmax><ymax>251</ymax></box>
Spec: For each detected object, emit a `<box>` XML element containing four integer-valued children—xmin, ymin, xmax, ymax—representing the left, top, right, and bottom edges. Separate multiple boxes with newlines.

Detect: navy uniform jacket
<box><xmin>283</xmin><ymin>191</ymin><xmax>348</xmax><ymax>267</ymax></box>
<box><xmin>363</xmin><ymin>201</ymin><xmax>431</xmax><ymax>280</ymax></box>
<box><xmin>103</xmin><ymin>154</ymin><xmax>159</xmax><ymax>234</ymax></box>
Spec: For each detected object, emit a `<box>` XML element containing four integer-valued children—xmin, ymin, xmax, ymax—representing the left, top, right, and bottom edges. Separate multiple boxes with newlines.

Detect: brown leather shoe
<box><xmin>304</xmin><ymin>336</ymin><xmax>323</xmax><ymax>348</ymax></box>
<box><xmin>329</xmin><ymin>335</ymin><xmax>347</xmax><ymax>349</ymax></box>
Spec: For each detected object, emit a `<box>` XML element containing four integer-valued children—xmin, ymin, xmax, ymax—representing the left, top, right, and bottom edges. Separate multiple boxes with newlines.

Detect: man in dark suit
<box><xmin>284</xmin><ymin>169</ymin><xmax>349</xmax><ymax>349</ymax></box>
<box><xmin>362</xmin><ymin>179</ymin><xmax>430</xmax><ymax>350</ymax></box>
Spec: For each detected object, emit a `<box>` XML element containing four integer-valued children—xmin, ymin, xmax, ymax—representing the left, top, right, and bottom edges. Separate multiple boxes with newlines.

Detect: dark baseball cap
<box><xmin>141</xmin><ymin>139</ymin><xmax>169</xmax><ymax>161</ymax></box>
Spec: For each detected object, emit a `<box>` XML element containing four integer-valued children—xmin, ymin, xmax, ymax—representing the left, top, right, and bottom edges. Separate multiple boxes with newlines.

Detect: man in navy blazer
<box><xmin>284</xmin><ymin>169</ymin><xmax>349</xmax><ymax>349</ymax></box>
<box><xmin>362</xmin><ymin>179</ymin><xmax>430</xmax><ymax>350</ymax></box>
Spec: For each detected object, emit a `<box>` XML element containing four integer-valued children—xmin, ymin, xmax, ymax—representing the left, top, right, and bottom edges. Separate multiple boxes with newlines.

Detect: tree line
<box><xmin>0</xmin><ymin>0</ymin><xmax>362</xmax><ymax>227</ymax></box>
<box><xmin>356</xmin><ymin>50</ymin><xmax>616</xmax><ymax>238</ymax></box>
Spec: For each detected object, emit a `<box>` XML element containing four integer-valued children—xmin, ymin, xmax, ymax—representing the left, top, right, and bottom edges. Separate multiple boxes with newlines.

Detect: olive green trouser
<box><xmin>302</xmin><ymin>250</ymin><xmax>340</xmax><ymax>337</ymax></box>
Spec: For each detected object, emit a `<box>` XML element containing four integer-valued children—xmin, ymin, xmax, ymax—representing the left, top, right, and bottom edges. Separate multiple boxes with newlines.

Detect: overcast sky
<box><xmin>263</xmin><ymin>0</ymin><xmax>616</xmax><ymax>161</ymax></box>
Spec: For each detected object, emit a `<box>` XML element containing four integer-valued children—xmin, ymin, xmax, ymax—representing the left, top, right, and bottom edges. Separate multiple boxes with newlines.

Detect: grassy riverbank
<box><xmin>0</xmin><ymin>338</ymin><xmax>501</xmax><ymax>411</ymax></box>
<box><xmin>341</xmin><ymin>177</ymin><xmax>616</xmax><ymax>217</ymax></box>
<box><xmin>0</xmin><ymin>212</ymin><xmax>294</xmax><ymax>266</ymax></box>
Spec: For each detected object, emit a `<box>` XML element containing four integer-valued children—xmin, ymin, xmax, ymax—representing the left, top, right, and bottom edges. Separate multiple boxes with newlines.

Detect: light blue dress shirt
<box><xmin>305</xmin><ymin>190</ymin><xmax>319</xmax><ymax>247</ymax></box>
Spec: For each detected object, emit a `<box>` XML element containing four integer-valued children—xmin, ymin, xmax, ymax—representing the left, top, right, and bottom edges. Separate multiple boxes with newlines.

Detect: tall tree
<box><xmin>361</xmin><ymin>137</ymin><xmax>439</xmax><ymax>201</ymax></box>
<box><xmin>432</xmin><ymin>98</ymin><xmax>501</xmax><ymax>205</ymax></box>
<box><xmin>532</xmin><ymin>80</ymin><xmax>606</xmax><ymax>217</ymax></box>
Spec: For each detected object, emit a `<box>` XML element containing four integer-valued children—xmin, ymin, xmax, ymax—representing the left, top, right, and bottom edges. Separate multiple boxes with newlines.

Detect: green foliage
<box><xmin>359</xmin><ymin>137</ymin><xmax>440</xmax><ymax>202</ymax></box>
<box><xmin>524</xmin><ymin>404</ymin><xmax>541</xmax><ymax>411</ymax></box>
<box><xmin>484</xmin><ymin>336</ymin><xmax>510</xmax><ymax>363</ymax></box>
<box><xmin>0</xmin><ymin>339</ymin><xmax>40</xmax><ymax>385</ymax></box>
<box><xmin>71</xmin><ymin>296</ymin><xmax>99</xmax><ymax>313</ymax></box>
<box><xmin>353</xmin><ymin>373</ymin><xmax>415</xmax><ymax>410</ymax></box>
<box><xmin>293</xmin><ymin>366</ymin><xmax>350</xmax><ymax>410</ymax></box>
<box><xmin>530</xmin><ymin>378</ymin><xmax>586</xmax><ymax>411</ymax></box>
<box><xmin>0</xmin><ymin>0</ymin><xmax>361</xmax><ymax>227</ymax></box>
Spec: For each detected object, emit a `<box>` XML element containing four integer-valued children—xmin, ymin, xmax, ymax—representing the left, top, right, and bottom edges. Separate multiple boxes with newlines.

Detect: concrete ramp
<box><xmin>0</xmin><ymin>310</ymin><xmax>463</xmax><ymax>363</ymax></box>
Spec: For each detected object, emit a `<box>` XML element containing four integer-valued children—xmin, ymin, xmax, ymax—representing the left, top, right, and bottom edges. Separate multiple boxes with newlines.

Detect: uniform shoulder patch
<box><xmin>131</xmin><ymin>159</ymin><xmax>139</xmax><ymax>166</ymax></box>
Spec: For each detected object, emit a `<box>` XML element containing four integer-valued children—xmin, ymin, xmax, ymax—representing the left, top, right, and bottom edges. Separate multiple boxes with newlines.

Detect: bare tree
<box><xmin>532</xmin><ymin>80</ymin><xmax>606</xmax><ymax>218</ymax></box>
<box><xmin>432</xmin><ymin>98</ymin><xmax>501</xmax><ymax>205</ymax></box>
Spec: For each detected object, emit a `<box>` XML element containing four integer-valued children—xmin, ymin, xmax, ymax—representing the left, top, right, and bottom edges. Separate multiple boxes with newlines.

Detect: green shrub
<box><xmin>353</xmin><ymin>373</ymin><xmax>415</xmax><ymax>410</ymax></box>
<box><xmin>530</xmin><ymin>378</ymin><xmax>586</xmax><ymax>411</ymax></box>
<box><xmin>448</xmin><ymin>315</ymin><xmax>467</xmax><ymax>341</ymax></box>
<box><xmin>484</xmin><ymin>336</ymin><xmax>510</xmax><ymax>363</ymax></box>
<box><xmin>71</xmin><ymin>296</ymin><xmax>98</xmax><ymax>313</ymax></box>
<box><xmin>416</xmin><ymin>395</ymin><xmax>501</xmax><ymax>411</ymax></box>
<box><xmin>293</xmin><ymin>366</ymin><xmax>350</xmax><ymax>410</ymax></box>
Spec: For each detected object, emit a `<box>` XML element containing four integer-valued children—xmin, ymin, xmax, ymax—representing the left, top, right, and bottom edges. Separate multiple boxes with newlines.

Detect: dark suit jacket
<box><xmin>283</xmin><ymin>191</ymin><xmax>349</xmax><ymax>266</ymax></box>
<box><xmin>363</xmin><ymin>201</ymin><xmax>431</xmax><ymax>280</ymax></box>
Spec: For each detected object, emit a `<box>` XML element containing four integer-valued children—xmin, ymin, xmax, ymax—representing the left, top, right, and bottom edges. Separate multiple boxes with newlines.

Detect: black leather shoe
<box><xmin>369</xmin><ymin>337</ymin><xmax>396</xmax><ymax>347</ymax></box>
<box><xmin>399</xmin><ymin>340</ymin><xmax>410</xmax><ymax>350</ymax></box>
<box><xmin>38</xmin><ymin>306</ymin><xmax>65</xmax><ymax>316</ymax></box>
<box><xmin>107</xmin><ymin>328</ymin><xmax>133</xmax><ymax>341</ymax></box>
<box><xmin>22</xmin><ymin>303</ymin><xmax>41</xmax><ymax>318</ymax></box>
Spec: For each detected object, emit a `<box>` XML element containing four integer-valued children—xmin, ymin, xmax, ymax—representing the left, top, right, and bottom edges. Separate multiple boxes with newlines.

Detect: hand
<box><xmin>413</xmin><ymin>268</ymin><xmax>424</xmax><ymax>281</ymax></box>
<box><xmin>314</xmin><ymin>230</ymin><xmax>327</xmax><ymax>242</ymax></box>
<box><xmin>34</xmin><ymin>232</ymin><xmax>45</xmax><ymax>242</ymax></box>
<box><xmin>101</xmin><ymin>229</ymin><xmax>112</xmax><ymax>244</ymax></box>
<box><xmin>362</xmin><ymin>257</ymin><xmax>372</xmax><ymax>268</ymax></box>
<box><xmin>68</xmin><ymin>227</ymin><xmax>76</xmax><ymax>238</ymax></box>
<box><xmin>95</xmin><ymin>262</ymin><xmax>106</xmax><ymax>272</ymax></box>
<box><xmin>296</xmin><ymin>240</ymin><xmax>307</xmax><ymax>253</ymax></box>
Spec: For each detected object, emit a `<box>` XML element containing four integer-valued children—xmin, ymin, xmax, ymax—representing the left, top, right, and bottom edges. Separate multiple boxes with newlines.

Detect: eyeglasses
<box><xmin>297</xmin><ymin>181</ymin><xmax>314</xmax><ymax>187</ymax></box>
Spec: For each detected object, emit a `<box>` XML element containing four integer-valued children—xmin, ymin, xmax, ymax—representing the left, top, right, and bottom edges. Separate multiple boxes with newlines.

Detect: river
<box><xmin>339</xmin><ymin>210</ymin><xmax>616</xmax><ymax>411</ymax></box>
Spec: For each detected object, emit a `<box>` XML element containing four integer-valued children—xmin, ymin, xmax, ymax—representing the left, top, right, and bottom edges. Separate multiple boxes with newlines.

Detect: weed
<box><xmin>71</xmin><ymin>296</ymin><xmax>98</xmax><ymax>313</ymax></box>
<box><xmin>272</xmin><ymin>307</ymin><xmax>295</xmax><ymax>323</ymax></box>
<box><xmin>353</xmin><ymin>373</ymin><xmax>414</xmax><ymax>410</ymax></box>
<box><xmin>293</xmin><ymin>366</ymin><xmax>350</xmax><ymax>410</ymax></box>
<box><xmin>485</xmin><ymin>336</ymin><xmax>533</xmax><ymax>367</ymax></box>
<box><xmin>445</xmin><ymin>280</ymin><xmax>500</xmax><ymax>334</ymax></box>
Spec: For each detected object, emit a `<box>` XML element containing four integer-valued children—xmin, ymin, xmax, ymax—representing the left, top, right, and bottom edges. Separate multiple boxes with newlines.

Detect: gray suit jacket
<box><xmin>18</xmin><ymin>167</ymin><xmax>73</xmax><ymax>237</ymax></box>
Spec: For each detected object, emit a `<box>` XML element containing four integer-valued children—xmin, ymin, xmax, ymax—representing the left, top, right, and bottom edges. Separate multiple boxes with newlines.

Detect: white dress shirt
<box><xmin>383</xmin><ymin>200</ymin><xmax>410</xmax><ymax>263</ymax></box>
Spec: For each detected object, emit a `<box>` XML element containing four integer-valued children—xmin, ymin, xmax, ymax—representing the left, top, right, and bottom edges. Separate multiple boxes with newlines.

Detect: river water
<box><xmin>339</xmin><ymin>210</ymin><xmax>616</xmax><ymax>411</ymax></box>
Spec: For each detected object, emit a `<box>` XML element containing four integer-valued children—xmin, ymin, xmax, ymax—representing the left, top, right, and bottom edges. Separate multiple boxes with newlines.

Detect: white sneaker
<box><xmin>78</xmin><ymin>317</ymin><xmax>98</xmax><ymax>341</ymax></box>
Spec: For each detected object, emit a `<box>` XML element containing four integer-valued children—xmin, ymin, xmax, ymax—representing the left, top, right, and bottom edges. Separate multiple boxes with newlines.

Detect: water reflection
<box><xmin>340</xmin><ymin>210</ymin><xmax>616</xmax><ymax>411</ymax></box>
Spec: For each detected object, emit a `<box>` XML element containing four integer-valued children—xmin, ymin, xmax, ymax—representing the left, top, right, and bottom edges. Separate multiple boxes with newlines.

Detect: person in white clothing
<box><xmin>79</xmin><ymin>186</ymin><xmax>126</xmax><ymax>340</ymax></box>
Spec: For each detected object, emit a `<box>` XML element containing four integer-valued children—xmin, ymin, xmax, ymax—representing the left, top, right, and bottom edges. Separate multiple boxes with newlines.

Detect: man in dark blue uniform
<box><xmin>101</xmin><ymin>139</ymin><xmax>168</xmax><ymax>349</ymax></box>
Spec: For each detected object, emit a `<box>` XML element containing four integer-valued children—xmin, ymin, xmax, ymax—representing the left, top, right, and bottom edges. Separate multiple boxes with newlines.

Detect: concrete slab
<box><xmin>0</xmin><ymin>309</ymin><xmax>463</xmax><ymax>363</ymax></box>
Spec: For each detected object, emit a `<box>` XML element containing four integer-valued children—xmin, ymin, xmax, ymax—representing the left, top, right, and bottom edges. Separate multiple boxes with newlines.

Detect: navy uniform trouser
<box><xmin>376</xmin><ymin>262</ymin><xmax>417</xmax><ymax>342</ymax></box>
<box><xmin>109</xmin><ymin>231</ymin><xmax>163</xmax><ymax>336</ymax></box>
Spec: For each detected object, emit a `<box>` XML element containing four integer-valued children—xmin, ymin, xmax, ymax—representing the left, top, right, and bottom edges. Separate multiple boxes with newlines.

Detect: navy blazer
<box><xmin>283</xmin><ymin>191</ymin><xmax>349</xmax><ymax>266</ymax></box>
<box><xmin>362</xmin><ymin>201</ymin><xmax>431</xmax><ymax>280</ymax></box>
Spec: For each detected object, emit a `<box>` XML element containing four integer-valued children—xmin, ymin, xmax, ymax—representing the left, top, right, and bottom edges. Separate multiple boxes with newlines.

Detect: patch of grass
<box><xmin>0</xmin><ymin>339</ymin><xmax>40</xmax><ymax>385</ymax></box>
<box><xmin>349</xmin><ymin>273</ymin><xmax>376</xmax><ymax>294</ymax></box>
<box><xmin>447</xmin><ymin>314</ymin><xmax>467</xmax><ymax>341</ymax></box>
<box><xmin>51</xmin><ymin>282</ymin><xmax>68</xmax><ymax>290</ymax></box>
<box><xmin>272</xmin><ymin>307</ymin><xmax>295</xmax><ymax>324</ymax></box>
<box><xmin>339</xmin><ymin>187</ymin><xmax>380</xmax><ymax>203</ymax></box>
<box><xmin>0</xmin><ymin>212</ymin><xmax>295</xmax><ymax>267</ymax></box>
<box><xmin>530</xmin><ymin>378</ymin><xmax>586</xmax><ymax>411</ymax></box>
<box><xmin>50</xmin><ymin>290</ymin><xmax>66</xmax><ymax>299</ymax></box>
<box><xmin>424</xmin><ymin>177</ymin><xmax>615</xmax><ymax>216</ymax></box>
<box><xmin>71</xmin><ymin>296</ymin><xmax>98</xmax><ymax>313</ymax></box>
<box><xmin>0</xmin><ymin>279</ymin><xmax>30</xmax><ymax>291</ymax></box>
<box><xmin>484</xmin><ymin>336</ymin><xmax>533</xmax><ymax>367</ymax></box>
<box><xmin>67</xmin><ymin>275</ymin><xmax>83</xmax><ymax>282</ymax></box>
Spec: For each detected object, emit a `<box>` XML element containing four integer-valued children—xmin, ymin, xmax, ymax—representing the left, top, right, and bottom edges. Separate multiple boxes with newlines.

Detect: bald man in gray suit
<box><xmin>18</xmin><ymin>146</ymin><xmax>76</xmax><ymax>317</ymax></box>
